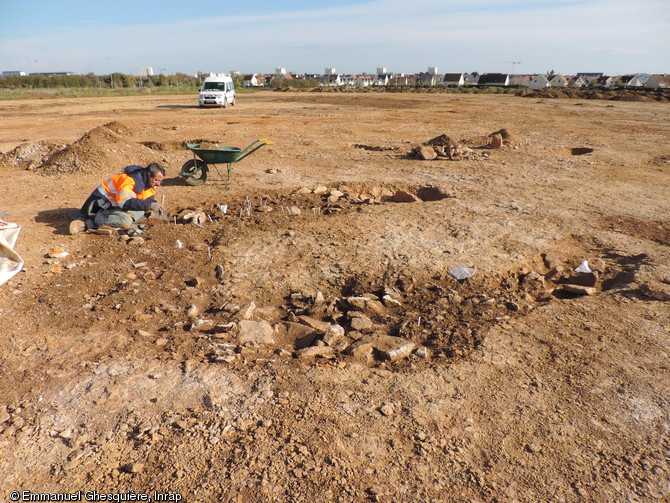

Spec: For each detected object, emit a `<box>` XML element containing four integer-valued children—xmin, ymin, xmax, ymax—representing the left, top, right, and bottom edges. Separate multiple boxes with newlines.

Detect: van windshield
<box><xmin>203</xmin><ymin>82</ymin><xmax>228</xmax><ymax>91</ymax></box>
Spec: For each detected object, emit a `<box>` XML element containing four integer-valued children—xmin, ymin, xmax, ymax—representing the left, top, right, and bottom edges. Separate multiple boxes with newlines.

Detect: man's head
<box><xmin>146</xmin><ymin>162</ymin><xmax>166</xmax><ymax>188</ymax></box>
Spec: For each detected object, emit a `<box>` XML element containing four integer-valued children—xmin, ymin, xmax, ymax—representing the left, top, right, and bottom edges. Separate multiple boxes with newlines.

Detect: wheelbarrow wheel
<box><xmin>180</xmin><ymin>159</ymin><xmax>209</xmax><ymax>186</ymax></box>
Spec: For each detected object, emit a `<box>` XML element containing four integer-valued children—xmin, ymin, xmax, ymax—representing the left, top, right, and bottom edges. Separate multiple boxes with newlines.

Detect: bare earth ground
<box><xmin>0</xmin><ymin>91</ymin><xmax>669</xmax><ymax>502</ymax></box>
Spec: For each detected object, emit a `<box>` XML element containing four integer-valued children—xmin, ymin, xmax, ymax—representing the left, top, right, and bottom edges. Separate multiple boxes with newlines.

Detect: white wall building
<box><xmin>275</xmin><ymin>67</ymin><xmax>286</xmax><ymax>75</ymax></box>
<box><xmin>529</xmin><ymin>74</ymin><xmax>550</xmax><ymax>89</ymax></box>
<box><xmin>140</xmin><ymin>67</ymin><xmax>153</xmax><ymax>77</ymax></box>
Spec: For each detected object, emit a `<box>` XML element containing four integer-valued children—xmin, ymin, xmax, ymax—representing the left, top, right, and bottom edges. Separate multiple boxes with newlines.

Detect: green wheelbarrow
<box><xmin>179</xmin><ymin>139</ymin><xmax>274</xmax><ymax>185</ymax></box>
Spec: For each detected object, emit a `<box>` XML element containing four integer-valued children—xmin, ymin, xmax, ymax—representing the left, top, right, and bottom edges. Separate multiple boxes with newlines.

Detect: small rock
<box><xmin>123</xmin><ymin>462</ymin><xmax>145</xmax><ymax>474</ymax></box>
<box><xmin>286</xmin><ymin>322</ymin><xmax>317</xmax><ymax>349</ymax></box>
<box><xmin>238</xmin><ymin>320</ymin><xmax>275</xmax><ymax>345</ymax></box>
<box><xmin>416</xmin><ymin>145</ymin><xmax>438</xmax><ymax>160</ymax></box>
<box><xmin>212</xmin><ymin>322</ymin><xmax>236</xmax><ymax>333</ymax></box>
<box><xmin>415</xmin><ymin>346</ymin><xmax>431</xmax><ymax>359</ymax></box>
<box><xmin>568</xmin><ymin>272</ymin><xmax>598</xmax><ymax>287</ymax></box>
<box><xmin>382</xmin><ymin>294</ymin><xmax>402</xmax><ymax>307</ymax></box>
<box><xmin>379</xmin><ymin>403</ymin><xmax>394</xmax><ymax>416</ymax></box>
<box><xmin>287</xmin><ymin>206</ymin><xmax>301</xmax><ymax>216</ymax></box>
<box><xmin>563</xmin><ymin>284</ymin><xmax>597</xmax><ymax>296</ymax></box>
<box><xmin>297</xmin><ymin>315</ymin><xmax>330</xmax><ymax>333</ymax></box>
<box><xmin>525</xmin><ymin>442</ymin><xmax>542</xmax><ymax>453</ymax></box>
<box><xmin>185</xmin><ymin>305</ymin><xmax>199</xmax><ymax>319</ymax></box>
<box><xmin>297</xmin><ymin>346</ymin><xmax>336</xmax><ymax>360</ymax></box>
<box><xmin>489</xmin><ymin>134</ymin><xmax>503</xmax><ymax>149</ymax></box>
<box><xmin>350</xmin><ymin>314</ymin><xmax>373</xmax><ymax>332</ymax></box>
<box><xmin>545</xmin><ymin>265</ymin><xmax>566</xmax><ymax>280</ymax></box>
<box><xmin>127</xmin><ymin>237</ymin><xmax>144</xmax><ymax>246</ymax></box>
<box><xmin>236</xmin><ymin>302</ymin><xmax>257</xmax><ymax>320</ymax></box>
<box><xmin>640</xmin><ymin>281</ymin><xmax>670</xmax><ymax>301</ymax></box>
<box><xmin>367</xmin><ymin>485</ymin><xmax>382</xmax><ymax>496</ymax></box>
<box><xmin>543</xmin><ymin>251</ymin><xmax>562</xmax><ymax>270</ymax></box>
<box><xmin>345</xmin><ymin>340</ymin><xmax>374</xmax><ymax>361</ymax></box>
<box><xmin>322</xmin><ymin>324</ymin><xmax>346</xmax><ymax>346</ymax></box>
<box><xmin>589</xmin><ymin>258</ymin><xmax>606</xmax><ymax>273</ymax></box>
<box><xmin>215</xmin><ymin>264</ymin><xmax>225</xmax><ymax>280</ymax></box>
<box><xmin>371</xmin><ymin>336</ymin><xmax>416</xmax><ymax>362</ymax></box>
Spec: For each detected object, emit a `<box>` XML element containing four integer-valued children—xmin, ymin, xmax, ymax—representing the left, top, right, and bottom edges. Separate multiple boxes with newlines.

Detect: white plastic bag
<box><xmin>0</xmin><ymin>219</ymin><xmax>24</xmax><ymax>286</ymax></box>
<box><xmin>575</xmin><ymin>260</ymin><xmax>592</xmax><ymax>273</ymax></box>
<box><xmin>448</xmin><ymin>267</ymin><xmax>477</xmax><ymax>280</ymax></box>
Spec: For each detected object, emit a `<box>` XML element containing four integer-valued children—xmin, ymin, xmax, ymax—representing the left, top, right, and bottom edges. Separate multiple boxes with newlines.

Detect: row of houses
<box><xmin>242</xmin><ymin>71</ymin><xmax>670</xmax><ymax>89</ymax></box>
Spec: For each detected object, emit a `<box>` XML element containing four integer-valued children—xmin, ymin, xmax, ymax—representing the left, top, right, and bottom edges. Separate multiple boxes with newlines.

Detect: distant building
<box><xmin>29</xmin><ymin>72</ymin><xmax>76</xmax><ymax>77</ymax></box>
<box><xmin>275</xmin><ymin>67</ymin><xmax>286</xmax><ymax>75</ymax></box>
<box><xmin>355</xmin><ymin>75</ymin><xmax>374</xmax><ymax>87</ymax></box>
<box><xmin>443</xmin><ymin>73</ymin><xmax>465</xmax><ymax>87</ymax></box>
<box><xmin>427</xmin><ymin>67</ymin><xmax>438</xmax><ymax>76</ymax></box>
<box><xmin>242</xmin><ymin>74</ymin><xmax>262</xmax><ymax>87</ymax></box>
<box><xmin>477</xmin><ymin>73</ymin><xmax>510</xmax><ymax>86</ymax></box>
<box><xmin>376</xmin><ymin>67</ymin><xmax>387</xmax><ymax>75</ymax></box>
<box><xmin>140</xmin><ymin>67</ymin><xmax>153</xmax><ymax>77</ymax></box>
<box><xmin>645</xmin><ymin>74</ymin><xmax>670</xmax><ymax>88</ymax></box>
<box><xmin>417</xmin><ymin>72</ymin><xmax>439</xmax><ymax>86</ymax></box>
<box><xmin>1</xmin><ymin>71</ymin><xmax>27</xmax><ymax>77</ymax></box>
<box><xmin>548</xmin><ymin>74</ymin><xmax>569</xmax><ymax>88</ymax></box>
<box><xmin>575</xmin><ymin>72</ymin><xmax>602</xmax><ymax>85</ymax></box>
<box><xmin>325</xmin><ymin>67</ymin><xmax>337</xmax><ymax>75</ymax></box>
<box><xmin>528</xmin><ymin>74</ymin><xmax>549</xmax><ymax>89</ymax></box>
<box><xmin>595</xmin><ymin>76</ymin><xmax>616</xmax><ymax>88</ymax></box>
<box><xmin>509</xmin><ymin>75</ymin><xmax>532</xmax><ymax>87</ymax></box>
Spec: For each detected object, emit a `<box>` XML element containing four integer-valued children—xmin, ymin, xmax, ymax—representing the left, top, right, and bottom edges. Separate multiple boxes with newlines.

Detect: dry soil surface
<box><xmin>0</xmin><ymin>91</ymin><xmax>669</xmax><ymax>503</ymax></box>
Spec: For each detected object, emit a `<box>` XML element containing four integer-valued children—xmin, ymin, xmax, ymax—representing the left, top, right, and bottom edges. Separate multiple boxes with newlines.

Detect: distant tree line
<box><xmin>0</xmin><ymin>73</ymin><xmax>204</xmax><ymax>89</ymax></box>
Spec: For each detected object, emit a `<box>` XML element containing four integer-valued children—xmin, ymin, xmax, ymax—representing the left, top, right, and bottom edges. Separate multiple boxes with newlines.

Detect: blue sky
<box><xmin>0</xmin><ymin>0</ymin><xmax>668</xmax><ymax>76</ymax></box>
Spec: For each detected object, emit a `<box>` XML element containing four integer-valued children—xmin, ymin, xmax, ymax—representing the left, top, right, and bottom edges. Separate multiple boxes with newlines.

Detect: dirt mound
<box><xmin>102</xmin><ymin>121</ymin><xmax>131</xmax><ymax>136</ymax></box>
<box><xmin>39</xmin><ymin>122</ymin><xmax>156</xmax><ymax>175</ymax></box>
<box><xmin>610</xmin><ymin>92</ymin><xmax>655</xmax><ymax>102</ymax></box>
<box><xmin>0</xmin><ymin>140</ymin><xmax>67</xmax><ymax>170</ymax></box>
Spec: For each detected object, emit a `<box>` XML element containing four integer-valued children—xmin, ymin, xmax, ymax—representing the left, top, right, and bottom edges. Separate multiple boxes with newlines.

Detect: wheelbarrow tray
<box><xmin>186</xmin><ymin>143</ymin><xmax>243</xmax><ymax>164</ymax></box>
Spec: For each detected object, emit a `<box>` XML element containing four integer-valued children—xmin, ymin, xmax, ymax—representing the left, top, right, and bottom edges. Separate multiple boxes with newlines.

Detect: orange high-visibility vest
<box><xmin>99</xmin><ymin>173</ymin><xmax>156</xmax><ymax>209</ymax></box>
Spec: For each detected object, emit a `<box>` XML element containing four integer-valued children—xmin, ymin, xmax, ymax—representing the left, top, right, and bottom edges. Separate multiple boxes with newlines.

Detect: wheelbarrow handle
<box><xmin>235</xmin><ymin>139</ymin><xmax>274</xmax><ymax>162</ymax></box>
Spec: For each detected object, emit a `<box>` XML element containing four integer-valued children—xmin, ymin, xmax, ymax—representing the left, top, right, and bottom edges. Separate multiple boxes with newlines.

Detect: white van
<box><xmin>198</xmin><ymin>74</ymin><xmax>236</xmax><ymax>108</ymax></box>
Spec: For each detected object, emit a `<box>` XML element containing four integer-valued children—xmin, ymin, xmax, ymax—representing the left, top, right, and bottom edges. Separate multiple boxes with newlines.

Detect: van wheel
<box><xmin>222</xmin><ymin>98</ymin><xmax>228</xmax><ymax>108</ymax></box>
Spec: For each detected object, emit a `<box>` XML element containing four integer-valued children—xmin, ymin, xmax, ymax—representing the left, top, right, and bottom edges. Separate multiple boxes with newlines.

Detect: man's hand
<box><xmin>150</xmin><ymin>201</ymin><xmax>166</xmax><ymax>216</ymax></box>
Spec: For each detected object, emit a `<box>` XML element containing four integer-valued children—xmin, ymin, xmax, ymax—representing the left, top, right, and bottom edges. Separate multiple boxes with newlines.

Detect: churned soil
<box><xmin>0</xmin><ymin>91</ymin><xmax>669</xmax><ymax>502</ymax></box>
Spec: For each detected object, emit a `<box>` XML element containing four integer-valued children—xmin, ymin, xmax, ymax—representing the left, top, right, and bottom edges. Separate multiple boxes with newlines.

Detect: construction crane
<box><xmin>496</xmin><ymin>61</ymin><xmax>522</xmax><ymax>74</ymax></box>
